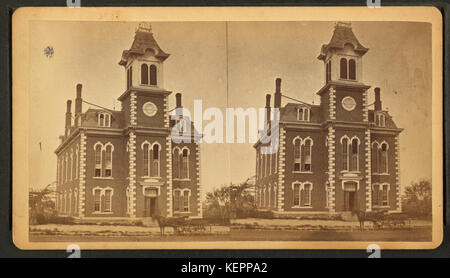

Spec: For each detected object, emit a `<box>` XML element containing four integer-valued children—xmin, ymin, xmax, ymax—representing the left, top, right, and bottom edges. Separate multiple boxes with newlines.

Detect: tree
<box><xmin>29</xmin><ymin>183</ymin><xmax>57</xmax><ymax>224</ymax></box>
<box><xmin>402</xmin><ymin>179</ymin><xmax>432</xmax><ymax>218</ymax></box>
<box><xmin>204</xmin><ymin>177</ymin><xmax>256</xmax><ymax>222</ymax></box>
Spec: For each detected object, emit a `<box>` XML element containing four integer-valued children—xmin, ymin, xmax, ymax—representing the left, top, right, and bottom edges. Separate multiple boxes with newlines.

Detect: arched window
<box><xmin>152</xmin><ymin>144</ymin><xmax>160</xmax><ymax>177</ymax></box>
<box><xmin>302</xmin><ymin>138</ymin><xmax>312</xmax><ymax>172</ymax></box>
<box><xmin>302</xmin><ymin>183</ymin><xmax>312</xmax><ymax>207</ymax></box>
<box><xmin>349</xmin><ymin>59</ymin><xmax>356</xmax><ymax>80</ymax></box>
<box><xmin>342</xmin><ymin>137</ymin><xmax>349</xmax><ymax>171</ymax></box>
<box><xmin>183</xmin><ymin>190</ymin><xmax>190</xmax><ymax>212</ymax></box>
<box><xmin>380</xmin><ymin>143</ymin><xmax>388</xmax><ymax>174</ymax></box>
<box><xmin>298</xmin><ymin>108</ymin><xmax>304</xmax><ymax>121</ymax></box>
<box><xmin>173</xmin><ymin>147</ymin><xmax>180</xmax><ymax>179</ymax></box>
<box><xmin>372</xmin><ymin>142</ymin><xmax>379</xmax><ymax>173</ymax></box>
<box><xmin>351</xmin><ymin>138</ymin><xmax>359</xmax><ymax>171</ymax></box>
<box><xmin>375</xmin><ymin>112</ymin><xmax>386</xmax><ymax>127</ymax></box>
<box><xmin>173</xmin><ymin>190</ymin><xmax>181</xmax><ymax>212</ymax></box>
<box><xmin>297</xmin><ymin>107</ymin><xmax>310</xmax><ymax>121</ymax></box>
<box><xmin>149</xmin><ymin>65</ymin><xmax>157</xmax><ymax>85</ymax></box>
<box><xmin>105</xmin><ymin>144</ymin><xmax>113</xmax><ymax>177</ymax></box>
<box><xmin>104</xmin><ymin>189</ymin><xmax>112</xmax><ymax>212</ymax></box>
<box><xmin>340</xmin><ymin>58</ymin><xmax>348</xmax><ymax>79</ymax></box>
<box><xmin>93</xmin><ymin>188</ymin><xmax>101</xmax><ymax>212</ymax></box>
<box><xmin>181</xmin><ymin>148</ymin><xmax>189</xmax><ymax>179</ymax></box>
<box><xmin>94</xmin><ymin>144</ymin><xmax>102</xmax><ymax>177</ymax></box>
<box><xmin>141</xmin><ymin>64</ymin><xmax>149</xmax><ymax>85</ymax></box>
<box><xmin>293</xmin><ymin>138</ymin><xmax>301</xmax><ymax>172</ymax></box>
<box><xmin>143</xmin><ymin>143</ymin><xmax>150</xmax><ymax>176</ymax></box>
<box><xmin>65</xmin><ymin>154</ymin><xmax>69</xmax><ymax>182</ymax></box>
<box><xmin>293</xmin><ymin>183</ymin><xmax>300</xmax><ymax>206</ymax></box>
<box><xmin>372</xmin><ymin>183</ymin><xmax>390</xmax><ymax>207</ymax></box>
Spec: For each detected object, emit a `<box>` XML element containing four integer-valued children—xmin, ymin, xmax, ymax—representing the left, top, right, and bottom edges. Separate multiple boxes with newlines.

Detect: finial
<box><xmin>335</xmin><ymin>21</ymin><xmax>352</xmax><ymax>28</ymax></box>
<box><xmin>137</xmin><ymin>22</ymin><xmax>153</xmax><ymax>33</ymax></box>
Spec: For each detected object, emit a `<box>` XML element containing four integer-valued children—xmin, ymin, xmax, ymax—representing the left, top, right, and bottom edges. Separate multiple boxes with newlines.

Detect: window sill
<box><xmin>338</xmin><ymin>78</ymin><xmax>357</xmax><ymax>82</ymax></box>
<box><xmin>292</xmin><ymin>206</ymin><xmax>312</xmax><ymax>209</ymax></box>
<box><xmin>292</xmin><ymin>171</ymin><xmax>313</xmax><ymax>174</ymax></box>
<box><xmin>372</xmin><ymin>173</ymin><xmax>390</xmax><ymax>176</ymax></box>
<box><xmin>92</xmin><ymin>211</ymin><xmax>114</xmax><ymax>215</ymax></box>
<box><xmin>93</xmin><ymin>177</ymin><xmax>114</xmax><ymax>180</ymax></box>
<box><xmin>173</xmin><ymin>178</ymin><xmax>191</xmax><ymax>182</ymax></box>
<box><xmin>174</xmin><ymin>211</ymin><xmax>191</xmax><ymax>214</ymax></box>
<box><xmin>141</xmin><ymin>176</ymin><xmax>162</xmax><ymax>179</ymax></box>
<box><xmin>372</xmin><ymin>206</ymin><xmax>389</xmax><ymax>209</ymax></box>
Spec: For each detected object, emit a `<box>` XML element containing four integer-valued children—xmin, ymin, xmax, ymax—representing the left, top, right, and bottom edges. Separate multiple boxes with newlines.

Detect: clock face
<box><xmin>341</xmin><ymin>96</ymin><xmax>356</xmax><ymax>111</ymax></box>
<box><xmin>142</xmin><ymin>101</ymin><xmax>157</xmax><ymax>117</ymax></box>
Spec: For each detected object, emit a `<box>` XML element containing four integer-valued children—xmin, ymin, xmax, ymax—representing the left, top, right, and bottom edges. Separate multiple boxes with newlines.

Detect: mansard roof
<box><xmin>119</xmin><ymin>24</ymin><xmax>170</xmax><ymax>66</ymax></box>
<box><xmin>318</xmin><ymin>22</ymin><xmax>369</xmax><ymax>61</ymax></box>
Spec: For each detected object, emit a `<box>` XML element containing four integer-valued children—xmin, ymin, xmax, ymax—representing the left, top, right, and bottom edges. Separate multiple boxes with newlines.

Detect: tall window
<box><xmin>348</xmin><ymin>59</ymin><xmax>356</xmax><ymax>80</ymax></box>
<box><xmin>293</xmin><ymin>138</ymin><xmax>301</xmax><ymax>171</ymax></box>
<box><xmin>372</xmin><ymin>183</ymin><xmax>389</xmax><ymax>207</ymax></box>
<box><xmin>302</xmin><ymin>139</ymin><xmax>312</xmax><ymax>171</ymax></box>
<box><xmin>75</xmin><ymin>146</ymin><xmax>79</xmax><ymax>179</ymax></box>
<box><xmin>94</xmin><ymin>189</ymin><xmax>101</xmax><ymax>212</ymax></box>
<box><xmin>143</xmin><ymin>142</ymin><xmax>161</xmax><ymax>177</ymax></box>
<box><xmin>292</xmin><ymin>182</ymin><xmax>313</xmax><ymax>207</ymax></box>
<box><xmin>74</xmin><ymin>189</ymin><xmax>78</xmax><ymax>213</ymax></box>
<box><xmin>350</xmin><ymin>138</ymin><xmax>359</xmax><ymax>171</ymax></box>
<box><xmin>373</xmin><ymin>141</ymin><xmax>389</xmax><ymax>174</ymax></box>
<box><xmin>150</xmin><ymin>65</ymin><xmax>157</xmax><ymax>85</ymax></box>
<box><xmin>94</xmin><ymin>144</ymin><xmax>102</xmax><ymax>177</ymax></box>
<box><xmin>69</xmin><ymin>150</ymin><xmax>73</xmax><ymax>181</ymax></box>
<box><xmin>68</xmin><ymin>190</ymin><xmax>72</xmax><ymax>214</ymax></box>
<box><xmin>173</xmin><ymin>147</ymin><xmax>180</xmax><ymax>179</ymax></box>
<box><xmin>104</xmin><ymin>189</ymin><xmax>112</xmax><ymax>212</ymax></box>
<box><xmin>143</xmin><ymin>144</ymin><xmax>150</xmax><ymax>176</ymax></box>
<box><xmin>152</xmin><ymin>144</ymin><xmax>160</xmax><ymax>177</ymax></box>
<box><xmin>105</xmin><ymin>145</ymin><xmax>113</xmax><ymax>177</ymax></box>
<box><xmin>301</xmin><ymin>183</ymin><xmax>312</xmax><ymax>207</ymax></box>
<box><xmin>173</xmin><ymin>190</ymin><xmax>181</xmax><ymax>211</ymax></box>
<box><xmin>65</xmin><ymin>154</ymin><xmax>69</xmax><ymax>182</ymax></box>
<box><xmin>181</xmin><ymin>148</ymin><xmax>189</xmax><ymax>179</ymax></box>
<box><xmin>342</xmin><ymin>136</ymin><xmax>359</xmax><ymax>171</ymax></box>
<box><xmin>183</xmin><ymin>190</ymin><xmax>190</xmax><ymax>212</ymax></box>
<box><xmin>340</xmin><ymin>58</ymin><xmax>356</xmax><ymax>80</ymax></box>
<box><xmin>326</xmin><ymin>60</ymin><xmax>331</xmax><ymax>82</ymax></box>
<box><xmin>141</xmin><ymin>64</ymin><xmax>149</xmax><ymax>84</ymax></box>
<box><xmin>340</xmin><ymin>58</ymin><xmax>348</xmax><ymax>79</ymax></box>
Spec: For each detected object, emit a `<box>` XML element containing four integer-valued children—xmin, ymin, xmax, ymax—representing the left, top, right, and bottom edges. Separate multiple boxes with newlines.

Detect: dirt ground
<box><xmin>30</xmin><ymin>226</ymin><xmax>432</xmax><ymax>242</ymax></box>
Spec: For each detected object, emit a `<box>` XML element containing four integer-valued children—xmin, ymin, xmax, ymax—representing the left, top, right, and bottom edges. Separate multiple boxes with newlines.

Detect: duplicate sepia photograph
<box><xmin>12</xmin><ymin>7</ymin><xmax>443</xmax><ymax>250</ymax></box>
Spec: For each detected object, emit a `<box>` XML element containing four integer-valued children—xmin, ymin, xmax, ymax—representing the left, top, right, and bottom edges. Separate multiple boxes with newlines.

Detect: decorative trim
<box><xmin>277</xmin><ymin>127</ymin><xmax>286</xmax><ymax>211</ymax></box>
<box><xmin>329</xmin><ymin>86</ymin><xmax>336</xmax><ymax>120</ymax></box>
<box><xmin>362</xmin><ymin>89</ymin><xmax>369</xmax><ymax>122</ymax></box>
<box><xmin>78</xmin><ymin>132</ymin><xmax>87</xmax><ymax>218</ymax></box>
<box><xmin>127</xmin><ymin>132</ymin><xmax>137</xmax><ymax>217</ymax></box>
<box><xmin>130</xmin><ymin>92</ymin><xmax>137</xmax><ymax>126</ymax></box>
<box><xmin>166</xmin><ymin>135</ymin><xmax>173</xmax><ymax>217</ymax></box>
<box><xmin>196</xmin><ymin>143</ymin><xmax>202</xmax><ymax>217</ymax></box>
<box><xmin>327</xmin><ymin>126</ymin><xmax>336</xmax><ymax>212</ymax></box>
<box><xmin>365</xmin><ymin>129</ymin><xmax>372</xmax><ymax>211</ymax></box>
<box><xmin>395</xmin><ymin>135</ymin><xmax>402</xmax><ymax>211</ymax></box>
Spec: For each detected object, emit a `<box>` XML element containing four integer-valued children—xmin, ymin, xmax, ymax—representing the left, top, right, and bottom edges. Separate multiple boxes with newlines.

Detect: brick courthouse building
<box><xmin>55</xmin><ymin>23</ymin><xmax>202</xmax><ymax>219</ymax></box>
<box><xmin>254</xmin><ymin>22</ymin><xmax>403</xmax><ymax>215</ymax></box>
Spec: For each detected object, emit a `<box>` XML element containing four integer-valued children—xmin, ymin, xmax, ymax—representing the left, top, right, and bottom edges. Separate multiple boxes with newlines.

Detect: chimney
<box><xmin>274</xmin><ymin>78</ymin><xmax>282</xmax><ymax>108</ymax></box>
<box><xmin>175</xmin><ymin>93</ymin><xmax>183</xmax><ymax>117</ymax></box>
<box><xmin>265</xmin><ymin>94</ymin><xmax>271</xmax><ymax>134</ymax></box>
<box><xmin>75</xmin><ymin>84</ymin><xmax>82</xmax><ymax>116</ymax></box>
<box><xmin>65</xmin><ymin>100</ymin><xmax>72</xmax><ymax>136</ymax></box>
<box><xmin>374</xmin><ymin>87</ymin><xmax>382</xmax><ymax>111</ymax></box>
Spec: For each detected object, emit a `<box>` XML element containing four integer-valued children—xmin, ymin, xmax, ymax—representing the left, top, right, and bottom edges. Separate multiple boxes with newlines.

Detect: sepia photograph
<box><xmin>12</xmin><ymin>6</ymin><xmax>443</xmax><ymax>250</ymax></box>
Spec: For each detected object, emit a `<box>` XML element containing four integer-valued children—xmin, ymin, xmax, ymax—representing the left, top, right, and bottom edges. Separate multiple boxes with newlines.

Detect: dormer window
<box><xmin>140</xmin><ymin>63</ymin><xmax>157</xmax><ymax>86</ymax></box>
<box><xmin>375</xmin><ymin>112</ymin><xmax>386</xmax><ymax>127</ymax></box>
<box><xmin>297</xmin><ymin>107</ymin><xmax>310</xmax><ymax>121</ymax></box>
<box><xmin>339</xmin><ymin>58</ymin><xmax>356</xmax><ymax>80</ymax></box>
<box><xmin>98</xmin><ymin>112</ymin><xmax>111</xmax><ymax>127</ymax></box>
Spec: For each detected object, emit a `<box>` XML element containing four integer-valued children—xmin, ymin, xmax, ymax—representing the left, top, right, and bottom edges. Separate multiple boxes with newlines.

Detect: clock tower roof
<box><xmin>317</xmin><ymin>21</ymin><xmax>369</xmax><ymax>61</ymax></box>
<box><xmin>119</xmin><ymin>22</ymin><xmax>170</xmax><ymax>66</ymax></box>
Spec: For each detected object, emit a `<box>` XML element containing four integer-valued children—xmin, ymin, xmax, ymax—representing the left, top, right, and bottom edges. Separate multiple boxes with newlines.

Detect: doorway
<box><xmin>344</xmin><ymin>191</ymin><xmax>356</xmax><ymax>211</ymax></box>
<box><xmin>144</xmin><ymin>197</ymin><xmax>157</xmax><ymax>217</ymax></box>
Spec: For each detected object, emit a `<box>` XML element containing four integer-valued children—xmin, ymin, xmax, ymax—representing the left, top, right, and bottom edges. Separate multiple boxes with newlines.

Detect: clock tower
<box><xmin>118</xmin><ymin>22</ymin><xmax>174</xmax><ymax>218</ymax></box>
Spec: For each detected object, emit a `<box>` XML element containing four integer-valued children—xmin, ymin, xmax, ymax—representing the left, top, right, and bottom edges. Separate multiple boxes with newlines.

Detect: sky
<box><xmin>28</xmin><ymin>21</ymin><xmax>432</xmax><ymax>196</ymax></box>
